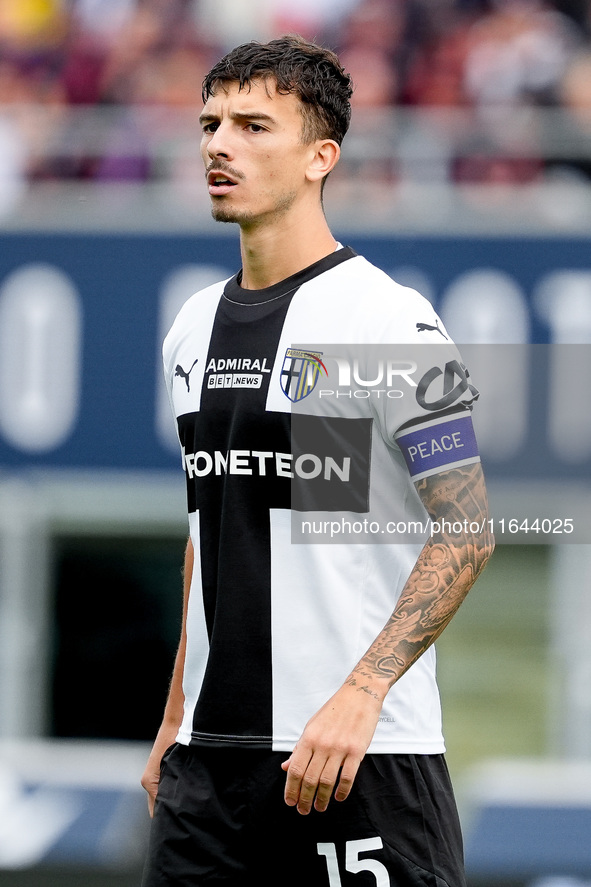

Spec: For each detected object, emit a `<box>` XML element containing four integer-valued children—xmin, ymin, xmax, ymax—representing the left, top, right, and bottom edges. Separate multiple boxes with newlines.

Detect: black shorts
<box><xmin>142</xmin><ymin>744</ymin><xmax>466</xmax><ymax>887</ymax></box>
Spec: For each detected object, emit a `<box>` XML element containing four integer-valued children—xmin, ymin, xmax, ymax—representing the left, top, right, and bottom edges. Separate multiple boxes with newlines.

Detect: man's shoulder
<box><xmin>316</xmin><ymin>250</ymin><xmax>451</xmax><ymax>344</ymax></box>
<box><xmin>334</xmin><ymin>252</ymin><xmax>433</xmax><ymax>313</ymax></box>
<box><xmin>162</xmin><ymin>276</ymin><xmax>230</xmax><ymax>361</ymax></box>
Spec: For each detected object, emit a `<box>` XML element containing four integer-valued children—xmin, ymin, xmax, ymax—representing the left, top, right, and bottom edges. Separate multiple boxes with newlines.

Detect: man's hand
<box><xmin>141</xmin><ymin>727</ymin><xmax>178</xmax><ymax>818</ymax></box>
<box><xmin>281</xmin><ymin>681</ymin><xmax>384</xmax><ymax>815</ymax></box>
<box><xmin>141</xmin><ymin>753</ymin><xmax>161</xmax><ymax>819</ymax></box>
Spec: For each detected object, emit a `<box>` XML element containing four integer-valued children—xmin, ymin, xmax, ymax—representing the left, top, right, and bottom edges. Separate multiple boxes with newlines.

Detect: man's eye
<box><xmin>202</xmin><ymin>123</ymin><xmax>218</xmax><ymax>134</ymax></box>
<box><xmin>247</xmin><ymin>124</ymin><xmax>264</xmax><ymax>133</ymax></box>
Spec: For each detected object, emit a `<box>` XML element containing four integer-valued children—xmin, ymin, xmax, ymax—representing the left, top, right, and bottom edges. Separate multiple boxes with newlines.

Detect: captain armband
<box><xmin>395</xmin><ymin>413</ymin><xmax>480</xmax><ymax>482</ymax></box>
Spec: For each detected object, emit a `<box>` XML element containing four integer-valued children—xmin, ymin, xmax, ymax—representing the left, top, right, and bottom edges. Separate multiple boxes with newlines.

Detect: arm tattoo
<box><xmin>350</xmin><ymin>462</ymin><xmax>494</xmax><ymax>690</ymax></box>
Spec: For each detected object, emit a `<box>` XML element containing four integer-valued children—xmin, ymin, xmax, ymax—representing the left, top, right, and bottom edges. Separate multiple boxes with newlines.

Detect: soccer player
<box><xmin>141</xmin><ymin>35</ymin><xmax>494</xmax><ymax>886</ymax></box>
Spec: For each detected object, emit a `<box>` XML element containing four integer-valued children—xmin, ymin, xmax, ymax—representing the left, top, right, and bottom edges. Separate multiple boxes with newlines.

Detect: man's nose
<box><xmin>206</xmin><ymin>124</ymin><xmax>232</xmax><ymax>160</ymax></box>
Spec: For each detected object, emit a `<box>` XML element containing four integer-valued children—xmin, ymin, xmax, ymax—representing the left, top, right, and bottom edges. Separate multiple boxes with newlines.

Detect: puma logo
<box><xmin>175</xmin><ymin>359</ymin><xmax>198</xmax><ymax>392</ymax></box>
<box><xmin>416</xmin><ymin>320</ymin><xmax>448</xmax><ymax>340</ymax></box>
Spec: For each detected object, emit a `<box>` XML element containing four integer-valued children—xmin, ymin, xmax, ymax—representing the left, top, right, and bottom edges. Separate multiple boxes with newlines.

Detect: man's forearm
<box><xmin>141</xmin><ymin>537</ymin><xmax>193</xmax><ymax>814</ymax></box>
<box><xmin>159</xmin><ymin>536</ymin><xmax>193</xmax><ymax>727</ymax></box>
<box><xmin>347</xmin><ymin>462</ymin><xmax>494</xmax><ymax>697</ymax></box>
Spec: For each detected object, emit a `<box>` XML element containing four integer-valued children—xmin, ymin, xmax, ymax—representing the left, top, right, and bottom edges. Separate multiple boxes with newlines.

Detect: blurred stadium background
<box><xmin>0</xmin><ymin>0</ymin><xmax>591</xmax><ymax>885</ymax></box>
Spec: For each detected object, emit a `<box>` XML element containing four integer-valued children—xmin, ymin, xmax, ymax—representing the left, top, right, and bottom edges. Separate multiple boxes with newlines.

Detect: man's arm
<box><xmin>282</xmin><ymin>461</ymin><xmax>494</xmax><ymax>815</ymax></box>
<box><xmin>141</xmin><ymin>536</ymin><xmax>193</xmax><ymax>817</ymax></box>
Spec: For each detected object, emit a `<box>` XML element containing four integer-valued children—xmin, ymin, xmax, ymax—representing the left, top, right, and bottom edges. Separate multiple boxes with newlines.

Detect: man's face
<box><xmin>199</xmin><ymin>78</ymin><xmax>318</xmax><ymax>227</ymax></box>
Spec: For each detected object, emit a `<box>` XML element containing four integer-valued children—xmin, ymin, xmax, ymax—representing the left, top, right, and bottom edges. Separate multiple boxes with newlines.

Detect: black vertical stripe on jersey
<box><xmin>182</xmin><ymin>291</ymin><xmax>294</xmax><ymax>747</ymax></box>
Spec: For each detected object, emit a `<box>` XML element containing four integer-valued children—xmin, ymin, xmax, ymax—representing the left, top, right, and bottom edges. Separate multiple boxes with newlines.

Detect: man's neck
<box><xmin>238</xmin><ymin>206</ymin><xmax>338</xmax><ymax>290</ymax></box>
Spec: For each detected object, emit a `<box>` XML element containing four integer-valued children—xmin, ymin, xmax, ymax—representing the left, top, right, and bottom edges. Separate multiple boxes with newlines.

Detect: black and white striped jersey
<box><xmin>163</xmin><ymin>246</ymin><xmax>480</xmax><ymax>753</ymax></box>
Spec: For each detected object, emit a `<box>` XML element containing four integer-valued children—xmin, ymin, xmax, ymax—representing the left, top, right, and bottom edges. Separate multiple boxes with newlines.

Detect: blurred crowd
<box><xmin>1</xmin><ymin>0</ymin><xmax>591</xmax><ymax>207</ymax></box>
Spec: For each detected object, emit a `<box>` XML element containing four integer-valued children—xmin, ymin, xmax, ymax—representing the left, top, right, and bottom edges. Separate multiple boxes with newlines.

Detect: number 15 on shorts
<box><xmin>317</xmin><ymin>838</ymin><xmax>390</xmax><ymax>886</ymax></box>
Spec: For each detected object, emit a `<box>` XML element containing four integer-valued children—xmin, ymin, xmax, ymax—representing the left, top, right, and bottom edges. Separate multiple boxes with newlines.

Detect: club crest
<box><xmin>280</xmin><ymin>349</ymin><xmax>327</xmax><ymax>402</ymax></box>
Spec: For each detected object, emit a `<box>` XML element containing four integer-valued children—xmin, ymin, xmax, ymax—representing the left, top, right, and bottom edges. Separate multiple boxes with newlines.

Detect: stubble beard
<box><xmin>210</xmin><ymin>203</ymin><xmax>253</xmax><ymax>225</ymax></box>
<box><xmin>210</xmin><ymin>189</ymin><xmax>299</xmax><ymax>228</ymax></box>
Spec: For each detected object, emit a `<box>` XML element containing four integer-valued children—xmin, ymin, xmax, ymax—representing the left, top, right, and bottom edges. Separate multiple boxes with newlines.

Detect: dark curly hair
<box><xmin>202</xmin><ymin>35</ymin><xmax>353</xmax><ymax>146</ymax></box>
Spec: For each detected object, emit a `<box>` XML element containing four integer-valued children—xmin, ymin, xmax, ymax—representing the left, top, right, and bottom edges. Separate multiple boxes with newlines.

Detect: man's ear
<box><xmin>306</xmin><ymin>139</ymin><xmax>340</xmax><ymax>184</ymax></box>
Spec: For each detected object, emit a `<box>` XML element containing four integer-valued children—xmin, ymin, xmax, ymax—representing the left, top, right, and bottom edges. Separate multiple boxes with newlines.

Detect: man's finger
<box><xmin>313</xmin><ymin>758</ymin><xmax>343</xmax><ymax>812</ymax></box>
<box><xmin>283</xmin><ymin>748</ymin><xmax>313</xmax><ymax>808</ymax></box>
<box><xmin>334</xmin><ymin>756</ymin><xmax>362</xmax><ymax>802</ymax></box>
<box><xmin>293</xmin><ymin>758</ymin><xmax>330</xmax><ymax>815</ymax></box>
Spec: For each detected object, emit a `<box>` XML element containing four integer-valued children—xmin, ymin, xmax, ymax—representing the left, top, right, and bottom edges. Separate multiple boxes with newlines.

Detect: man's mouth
<box><xmin>207</xmin><ymin>170</ymin><xmax>239</xmax><ymax>195</ymax></box>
